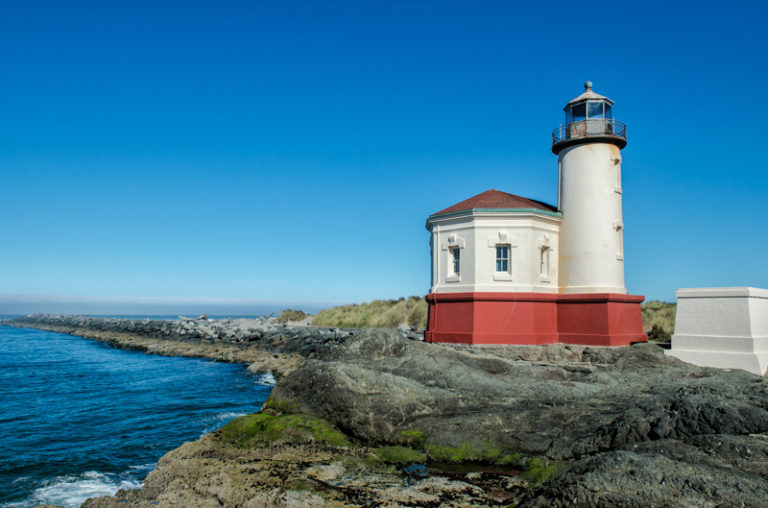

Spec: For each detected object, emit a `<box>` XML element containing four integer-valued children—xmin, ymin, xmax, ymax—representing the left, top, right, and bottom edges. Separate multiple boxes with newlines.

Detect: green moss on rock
<box><xmin>424</xmin><ymin>441</ymin><xmax>521</xmax><ymax>465</ymax></box>
<box><xmin>373</xmin><ymin>446</ymin><xmax>427</xmax><ymax>465</ymax></box>
<box><xmin>263</xmin><ymin>397</ymin><xmax>302</xmax><ymax>414</ymax></box>
<box><xmin>522</xmin><ymin>457</ymin><xmax>560</xmax><ymax>485</ymax></box>
<box><xmin>220</xmin><ymin>412</ymin><xmax>350</xmax><ymax>449</ymax></box>
<box><xmin>400</xmin><ymin>429</ymin><xmax>427</xmax><ymax>447</ymax></box>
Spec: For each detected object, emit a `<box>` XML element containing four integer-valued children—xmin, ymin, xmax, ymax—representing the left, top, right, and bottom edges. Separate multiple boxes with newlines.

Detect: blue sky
<box><xmin>1</xmin><ymin>1</ymin><xmax>766</xmax><ymax>314</ymax></box>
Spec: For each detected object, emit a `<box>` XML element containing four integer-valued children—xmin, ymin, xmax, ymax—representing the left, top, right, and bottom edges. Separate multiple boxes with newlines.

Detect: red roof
<box><xmin>432</xmin><ymin>189</ymin><xmax>557</xmax><ymax>216</ymax></box>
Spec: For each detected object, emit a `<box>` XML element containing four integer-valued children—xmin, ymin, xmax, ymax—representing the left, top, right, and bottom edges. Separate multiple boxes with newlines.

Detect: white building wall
<box><xmin>558</xmin><ymin>142</ymin><xmax>626</xmax><ymax>294</ymax></box>
<box><xmin>429</xmin><ymin>216</ymin><xmax>476</xmax><ymax>294</ymax></box>
<box><xmin>429</xmin><ymin>212</ymin><xmax>560</xmax><ymax>294</ymax></box>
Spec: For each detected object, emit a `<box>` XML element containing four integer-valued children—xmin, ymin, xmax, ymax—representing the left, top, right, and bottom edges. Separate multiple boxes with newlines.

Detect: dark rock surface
<box><xmin>270</xmin><ymin>329</ymin><xmax>768</xmax><ymax>506</ymax></box>
<box><xmin>9</xmin><ymin>315</ymin><xmax>768</xmax><ymax>507</ymax></box>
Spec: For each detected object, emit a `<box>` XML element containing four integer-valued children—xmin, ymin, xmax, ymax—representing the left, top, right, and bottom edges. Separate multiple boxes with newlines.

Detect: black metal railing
<box><xmin>552</xmin><ymin>119</ymin><xmax>626</xmax><ymax>146</ymax></box>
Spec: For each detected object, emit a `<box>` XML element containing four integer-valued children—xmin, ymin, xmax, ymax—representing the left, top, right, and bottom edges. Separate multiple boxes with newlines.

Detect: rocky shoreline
<box><xmin>5</xmin><ymin>314</ymin><xmax>768</xmax><ymax>507</ymax></box>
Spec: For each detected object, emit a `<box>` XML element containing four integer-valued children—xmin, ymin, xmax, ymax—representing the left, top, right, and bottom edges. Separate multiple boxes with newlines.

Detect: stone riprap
<box><xmin>6</xmin><ymin>315</ymin><xmax>768</xmax><ymax>507</ymax></box>
<box><xmin>3</xmin><ymin>314</ymin><xmax>356</xmax><ymax>376</ymax></box>
<box><xmin>6</xmin><ymin>313</ymin><xmax>351</xmax><ymax>348</ymax></box>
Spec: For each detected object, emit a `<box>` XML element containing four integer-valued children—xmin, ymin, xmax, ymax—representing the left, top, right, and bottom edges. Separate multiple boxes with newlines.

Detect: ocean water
<box><xmin>0</xmin><ymin>324</ymin><xmax>274</xmax><ymax>508</ymax></box>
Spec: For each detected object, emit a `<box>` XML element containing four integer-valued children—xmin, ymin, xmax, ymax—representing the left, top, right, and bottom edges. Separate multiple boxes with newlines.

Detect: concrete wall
<box><xmin>667</xmin><ymin>287</ymin><xmax>768</xmax><ymax>376</ymax></box>
<box><xmin>558</xmin><ymin>142</ymin><xmax>626</xmax><ymax>294</ymax></box>
<box><xmin>428</xmin><ymin>211</ymin><xmax>561</xmax><ymax>294</ymax></box>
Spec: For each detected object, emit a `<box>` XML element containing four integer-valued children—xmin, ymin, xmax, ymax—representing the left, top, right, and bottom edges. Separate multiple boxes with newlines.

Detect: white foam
<box><xmin>5</xmin><ymin>470</ymin><xmax>143</xmax><ymax>508</ymax></box>
<box><xmin>213</xmin><ymin>411</ymin><xmax>249</xmax><ymax>421</ymax></box>
<box><xmin>128</xmin><ymin>463</ymin><xmax>156</xmax><ymax>473</ymax></box>
<box><xmin>256</xmin><ymin>372</ymin><xmax>276</xmax><ymax>386</ymax></box>
<box><xmin>198</xmin><ymin>411</ymin><xmax>248</xmax><ymax>437</ymax></box>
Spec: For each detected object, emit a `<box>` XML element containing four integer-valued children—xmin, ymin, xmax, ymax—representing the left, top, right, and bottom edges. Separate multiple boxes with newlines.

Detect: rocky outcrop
<box><xmin>275</xmin><ymin>331</ymin><xmax>768</xmax><ymax>458</ymax></box>
<box><xmin>9</xmin><ymin>316</ymin><xmax>768</xmax><ymax>507</ymax></box>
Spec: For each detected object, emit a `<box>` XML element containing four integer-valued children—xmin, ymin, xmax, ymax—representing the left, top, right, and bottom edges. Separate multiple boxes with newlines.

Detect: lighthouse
<box><xmin>554</xmin><ymin>81</ymin><xmax>627</xmax><ymax>294</ymax></box>
<box><xmin>424</xmin><ymin>83</ymin><xmax>646</xmax><ymax>346</ymax></box>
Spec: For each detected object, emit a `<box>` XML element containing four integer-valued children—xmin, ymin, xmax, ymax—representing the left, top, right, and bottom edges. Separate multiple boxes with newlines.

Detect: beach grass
<box><xmin>312</xmin><ymin>296</ymin><xmax>428</xmax><ymax>329</ymax></box>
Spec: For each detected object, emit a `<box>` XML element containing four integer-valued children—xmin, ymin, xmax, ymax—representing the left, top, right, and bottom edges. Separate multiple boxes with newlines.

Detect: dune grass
<box><xmin>276</xmin><ymin>309</ymin><xmax>312</xmax><ymax>323</ymax></box>
<box><xmin>312</xmin><ymin>296</ymin><xmax>428</xmax><ymax>329</ymax></box>
<box><xmin>641</xmin><ymin>300</ymin><xmax>677</xmax><ymax>341</ymax></box>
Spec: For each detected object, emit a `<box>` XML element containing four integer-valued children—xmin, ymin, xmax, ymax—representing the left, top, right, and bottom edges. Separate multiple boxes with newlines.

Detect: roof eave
<box><xmin>426</xmin><ymin>207</ymin><xmax>563</xmax><ymax>229</ymax></box>
<box><xmin>564</xmin><ymin>92</ymin><xmax>615</xmax><ymax>109</ymax></box>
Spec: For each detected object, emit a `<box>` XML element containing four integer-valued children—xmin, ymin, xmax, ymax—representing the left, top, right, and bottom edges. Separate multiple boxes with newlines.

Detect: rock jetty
<box><xmin>5</xmin><ymin>314</ymin><xmax>356</xmax><ymax>376</ymax></box>
<box><xmin>6</xmin><ymin>315</ymin><xmax>768</xmax><ymax>507</ymax></box>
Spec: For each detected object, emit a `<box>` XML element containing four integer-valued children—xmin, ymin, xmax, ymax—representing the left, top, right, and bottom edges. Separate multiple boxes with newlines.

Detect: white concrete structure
<box><xmin>556</xmin><ymin>85</ymin><xmax>626</xmax><ymax>294</ymax></box>
<box><xmin>428</xmin><ymin>192</ymin><xmax>561</xmax><ymax>294</ymax></box>
<box><xmin>667</xmin><ymin>287</ymin><xmax>768</xmax><ymax>375</ymax></box>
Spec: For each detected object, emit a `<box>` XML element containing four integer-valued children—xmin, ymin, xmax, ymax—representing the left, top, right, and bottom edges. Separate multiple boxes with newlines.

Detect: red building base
<box><xmin>425</xmin><ymin>292</ymin><xmax>646</xmax><ymax>346</ymax></box>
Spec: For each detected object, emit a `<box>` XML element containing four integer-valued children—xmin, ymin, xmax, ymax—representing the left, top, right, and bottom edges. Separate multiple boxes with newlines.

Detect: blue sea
<box><xmin>0</xmin><ymin>321</ymin><xmax>273</xmax><ymax>508</ymax></box>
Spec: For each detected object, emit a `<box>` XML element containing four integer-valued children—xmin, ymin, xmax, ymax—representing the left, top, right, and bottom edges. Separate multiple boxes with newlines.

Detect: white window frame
<box><xmin>449</xmin><ymin>246</ymin><xmax>461</xmax><ymax>278</ymax></box>
<box><xmin>495</xmin><ymin>244</ymin><xmax>511</xmax><ymax>275</ymax></box>
<box><xmin>539</xmin><ymin>246</ymin><xmax>551</xmax><ymax>281</ymax></box>
<box><xmin>441</xmin><ymin>234</ymin><xmax>466</xmax><ymax>283</ymax></box>
<box><xmin>487</xmin><ymin>232</ymin><xmax>517</xmax><ymax>281</ymax></box>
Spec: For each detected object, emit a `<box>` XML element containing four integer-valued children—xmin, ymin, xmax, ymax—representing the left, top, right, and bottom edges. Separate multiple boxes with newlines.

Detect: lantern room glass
<box><xmin>588</xmin><ymin>102</ymin><xmax>604</xmax><ymax>119</ymax></box>
<box><xmin>569</xmin><ymin>103</ymin><xmax>586</xmax><ymax>123</ymax></box>
<box><xmin>567</xmin><ymin>100</ymin><xmax>612</xmax><ymax>124</ymax></box>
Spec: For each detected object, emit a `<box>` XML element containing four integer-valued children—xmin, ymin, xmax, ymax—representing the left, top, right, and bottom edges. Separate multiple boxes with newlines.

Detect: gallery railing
<box><xmin>552</xmin><ymin>119</ymin><xmax>627</xmax><ymax>146</ymax></box>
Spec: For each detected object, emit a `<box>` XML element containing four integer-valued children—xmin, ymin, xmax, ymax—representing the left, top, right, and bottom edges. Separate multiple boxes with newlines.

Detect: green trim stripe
<box><xmin>428</xmin><ymin>207</ymin><xmax>563</xmax><ymax>222</ymax></box>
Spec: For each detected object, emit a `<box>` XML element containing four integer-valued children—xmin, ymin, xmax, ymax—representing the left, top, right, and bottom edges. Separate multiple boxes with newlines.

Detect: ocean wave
<box><xmin>198</xmin><ymin>411</ymin><xmax>249</xmax><ymax>437</ymax></box>
<box><xmin>128</xmin><ymin>463</ymin><xmax>156</xmax><ymax>473</ymax></box>
<box><xmin>255</xmin><ymin>372</ymin><xmax>276</xmax><ymax>386</ymax></box>
<box><xmin>212</xmin><ymin>411</ymin><xmax>249</xmax><ymax>421</ymax></box>
<box><xmin>2</xmin><ymin>470</ymin><xmax>143</xmax><ymax>508</ymax></box>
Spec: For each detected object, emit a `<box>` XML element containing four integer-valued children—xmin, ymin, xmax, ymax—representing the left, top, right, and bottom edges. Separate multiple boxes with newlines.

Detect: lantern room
<box><xmin>565</xmin><ymin>80</ymin><xmax>612</xmax><ymax>123</ymax></box>
<box><xmin>552</xmin><ymin>80</ymin><xmax>626</xmax><ymax>153</ymax></box>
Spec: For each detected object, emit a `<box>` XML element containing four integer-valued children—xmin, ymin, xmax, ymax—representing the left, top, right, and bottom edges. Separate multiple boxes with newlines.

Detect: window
<box><xmin>570</xmin><ymin>103</ymin><xmax>586</xmax><ymax>122</ymax></box>
<box><xmin>540</xmin><ymin>247</ymin><xmax>550</xmax><ymax>279</ymax></box>
<box><xmin>495</xmin><ymin>245</ymin><xmax>510</xmax><ymax>274</ymax></box>
<box><xmin>587</xmin><ymin>101</ymin><xmax>604</xmax><ymax>119</ymax></box>
<box><xmin>616</xmin><ymin>225</ymin><xmax>624</xmax><ymax>259</ymax></box>
<box><xmin>450</xmin><ymin>247</ymin><xmax>461</xmax><ymax>276</ymax></box>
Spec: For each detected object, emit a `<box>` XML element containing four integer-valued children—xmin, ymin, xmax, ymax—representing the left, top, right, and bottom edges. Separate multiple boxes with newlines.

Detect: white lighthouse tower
<box><xmin>553</xmin><ymin>81</ymin><xmax>627</xmax><ymax>294</ymax></box>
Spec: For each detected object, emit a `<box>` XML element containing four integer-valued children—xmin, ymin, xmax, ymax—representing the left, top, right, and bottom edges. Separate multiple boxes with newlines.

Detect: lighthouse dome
<box><xmin>564</xmin><ymin>81</ymin><xmax>614</xmax><ymax>108</ymax></box>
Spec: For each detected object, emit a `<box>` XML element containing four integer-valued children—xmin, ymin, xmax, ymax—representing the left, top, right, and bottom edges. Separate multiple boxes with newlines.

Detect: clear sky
<box><xmin>1</xmin><ymin>1</ymin><xmax>766</xmax><ymax>314</ymax></box>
